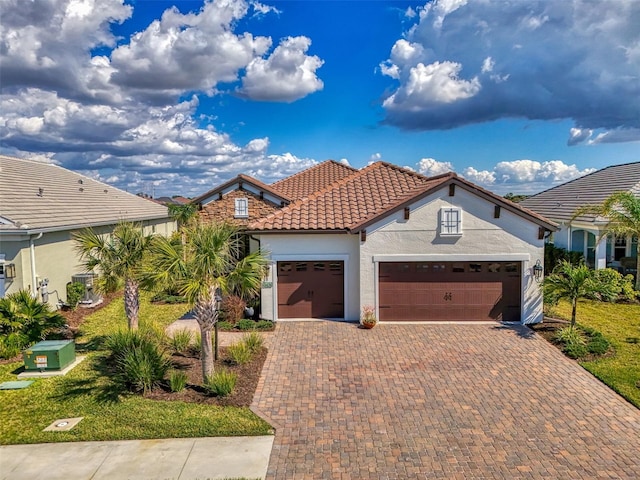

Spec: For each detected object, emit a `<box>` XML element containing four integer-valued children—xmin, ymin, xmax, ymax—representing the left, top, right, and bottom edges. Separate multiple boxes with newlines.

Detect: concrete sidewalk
<box><xmin>0</xmin><ymin>436</ymin><xmax>274</xmax><ymax>480</ymax></box>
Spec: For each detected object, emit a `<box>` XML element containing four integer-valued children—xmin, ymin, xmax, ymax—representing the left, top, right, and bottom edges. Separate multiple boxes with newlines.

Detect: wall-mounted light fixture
<box><xmin>533</xmin><ymin>259</ymin><xmax>543</xmax><ymax>282</ymax></box>
<box><xmin>3</xmin><ymin>263</ymin><xmax>16</xmax><ymax>279</ymax></box>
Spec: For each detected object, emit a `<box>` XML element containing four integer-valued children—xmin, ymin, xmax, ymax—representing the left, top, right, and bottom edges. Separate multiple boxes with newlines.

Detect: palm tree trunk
<box><xmin>571</xmin><ymin>297</ymin><xmax>577</xmax><ymax>330</ymax></box>
<box><xmin>194</xmin><ymin>291</ymin><xmax>220</xmax><ymax>381</ymax></box>
<box><xmin>123</xmin><ymin>278</ymin><xmax>139</xmax><ymax>330</ymax></box>
<box><xmin>200</xmin><ymin>328</ymin><xmax>214</xmax><ymax>380</ymax></box>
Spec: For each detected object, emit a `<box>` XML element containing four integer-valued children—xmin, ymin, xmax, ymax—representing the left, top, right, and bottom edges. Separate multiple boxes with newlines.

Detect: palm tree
<box><xmin>0</xmin><ymin>289</ymin><xmax>66</xmax><ymax>343</ymax></box>
<box><xmin>168</xmin><ymin>203</ymin><xmax>198</xmax><ymax>228</ymax></box>
<box><xmin>73</xmin><ymin>222</ymin><xmax>154</xmax><ymax>330</ymax></box>
<box><xmin>599</xmin><ymin>192</ymin><xmax>640</xmax><ymax>290</ymax></box>
<box><xmin>145</xmin><ymin>222</ymin><xmax>268</xmax><ymax>381</ymax></box>
<box><xmin>543</xmin><ymin>261</ymin><xmax>617</xmax><ymax>330</ymax></box>
<box><xmin>574</xmin><ymin>192</ymin><xmax>640</xmax><ymax>290</ymax></box>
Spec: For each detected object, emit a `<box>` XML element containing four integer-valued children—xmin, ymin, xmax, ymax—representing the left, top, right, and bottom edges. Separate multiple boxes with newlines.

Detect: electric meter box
<box><xmin>23</xmin><ymin>340</ymin><xmax>76</xmax><ymax>371</ymax></box>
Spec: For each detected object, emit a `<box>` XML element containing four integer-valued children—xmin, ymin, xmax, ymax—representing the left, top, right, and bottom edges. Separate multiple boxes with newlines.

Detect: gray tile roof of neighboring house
<box><xmin>0</xmin><ymin>155</ymin><xmax>170</xmax><ymax>232</ymax></box>
<box><xmin>520</xmin><ymin>162</ymin><xmax>640</xmax><ymax>223</ymax></box>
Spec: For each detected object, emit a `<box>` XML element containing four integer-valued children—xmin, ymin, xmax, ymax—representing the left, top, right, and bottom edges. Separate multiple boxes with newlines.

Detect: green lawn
<box><xmin>0</xmin><ymin>296</ymin><xmax>272</xmax><ymax>445</ymax></box>
<box><xmin>551</xmin><ymin>299</ymin><xmax>640</xmax><ymax>408</ymax></box>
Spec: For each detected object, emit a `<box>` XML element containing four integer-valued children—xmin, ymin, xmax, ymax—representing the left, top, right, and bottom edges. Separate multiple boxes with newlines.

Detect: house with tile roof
<box><xmin>0</xmin><ymin>155</ymin><xmax>176</xmax><ymax>306</ymax></box>
<box><xmin>225</xmin><ymin>160</ymin><xmax>556</xmax><ymax>324</ymax></box>
<box><xmin>521</xmin><ymin>162</ymin><xmax>640</xmax><ymax>272</ymax></box>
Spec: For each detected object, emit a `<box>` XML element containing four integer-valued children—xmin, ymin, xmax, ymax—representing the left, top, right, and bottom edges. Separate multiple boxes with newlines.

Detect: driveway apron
<box><xmin>252</xmin><ymin>321</ymin><xmax>640</xmax><ymax>479</ymax></box>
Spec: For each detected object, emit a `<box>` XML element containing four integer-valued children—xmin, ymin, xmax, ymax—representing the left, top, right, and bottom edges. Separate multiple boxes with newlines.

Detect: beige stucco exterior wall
<box><xmin>0</xmin><ymin>218</ymin><xmax>176</xmax><ymax>307</ymax></box>
<box><xmin>257</xmin><ymin>233</ymin><xmax>360</xmax><ymax>321</ymax></box>
<box><xmin>359</xmin><ymin>186</ymin><xmax>546</xmax><ymax>324</ymax></box>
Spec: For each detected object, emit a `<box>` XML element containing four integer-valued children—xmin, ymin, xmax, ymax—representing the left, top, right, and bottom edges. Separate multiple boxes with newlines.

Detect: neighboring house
<box><xmin>155</xmin><ymin>196</ymin><xmax>191</xmax><ymax>205</ymax></box>
<box><xmin>520</xmin><ymin>162</ymin><xmax>640</xmax><ymax>271</ymax></box>
<box><xmin>225</xmin><ymin>160</ymin><xmax>556</xmax><ymax>324</ymax></box>
<box><xmin>0</xmin><ymin>155</ymin><xmax>176</xmax><ymax>307</ymax></box>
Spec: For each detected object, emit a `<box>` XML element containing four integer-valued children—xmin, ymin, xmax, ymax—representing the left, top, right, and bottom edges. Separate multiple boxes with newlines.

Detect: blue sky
<box><xmin>1</xmin><ymin>0</ymin><xmax>638</xmax><ymax>197</ymax></box>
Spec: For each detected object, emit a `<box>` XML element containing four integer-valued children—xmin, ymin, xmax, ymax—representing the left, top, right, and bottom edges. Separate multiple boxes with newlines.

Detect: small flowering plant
<box><xmin>360</xmin><ymin>305</ymin><xmax>377</xmax><ymax>329</ymax></box>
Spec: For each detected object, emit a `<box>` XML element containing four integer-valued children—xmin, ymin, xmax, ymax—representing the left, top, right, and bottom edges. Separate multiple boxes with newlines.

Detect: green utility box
<box><xmin>23</xmin><ymin>340</ymin><xmax>76</xmax><ymax>371</ymax></box>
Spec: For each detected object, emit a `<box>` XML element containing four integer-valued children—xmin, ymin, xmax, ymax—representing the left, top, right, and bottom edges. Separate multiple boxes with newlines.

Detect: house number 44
<box><xmin>443</xmin><ymin>292</ymin><xmax>453</xmax><ymax>301</ymax></box>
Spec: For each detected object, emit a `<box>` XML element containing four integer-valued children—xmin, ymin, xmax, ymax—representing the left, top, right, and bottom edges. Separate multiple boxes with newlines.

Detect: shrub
<box><xmin>139</xmin><ymin>320</ymin><xmax>168</xmax><ymax>345</ymax></box>
<box><xmin>242</xmin><ymin>331</ymin><xmax>263</xmax><ymax>353</ymax></box>
<box><xmin>254</xmin><ymin>320</ymin><xmax>274</xmax><ymax>330</ymax></box>
<box><xmin>168</xmin><ymin>370</ymin><xmax>188</xmax><ymax>392</ymax></box>
<box><xmin>0</xmin><ymin>332</ymin><xmax>28</xmax><ymax>359</ymax></box>
<box><xmin>107</xmin><ymin>330</ymin><xmax>171</xmax><ymax>393</ymax></box>
<box><xmin>554</xmin><ymin>326</ymin><xmax>587</xmax><ymax>359</ymax></box>
<box><xmin>544</xmin><ymin>244</ymin><xmax>584</xmax><ymax>273</ymax></box>
<box><xmin>591</xmin><ymin>268</ymin><xmax>637</xmax><ymax>302</ymax></box>
<box><xmin>227</xmin><ymin>341</ymin><xmax>252</xmax><ymax>364</ymax></box>
<box><xmin>582</xmin><ymin>326</ymin><xmax>611</xmax><ymax>355</ymax></box>
<box><xmin>0</xmin><ymin>289</ymin><xmax>66</xmax><ymax>343</ymax></box>
<box><xmin>219</xmin><ymin>295</ymin><xmax>246</xmax><ymax>324</ymax></box>
<box><xmin>216</xmin><ymin>321</ymin><xmax>234</xmax><ymax>331</ymax></box>
<box><xmin>236</xmin><ymin>319</ymin><xmax>257</xmax><ymax>331</ymax></box>
<box><xmin>554</xmin><ymin>325</ymin><xmax>611</xmax><ymax>359</ymax></box>
<box><xmin>204</xmin><ymin>369</ymin><xmax>237</xmax><ymax>397</ymax></box>
<box><xmin>66</xmin><ymin>282</ymin><xmax>86</xmax><ymax>310</ymax></box>
<box><xmin>169</xmin><ymin>328</ymin><xmax>193</xmax><ymax>354</ymax></box>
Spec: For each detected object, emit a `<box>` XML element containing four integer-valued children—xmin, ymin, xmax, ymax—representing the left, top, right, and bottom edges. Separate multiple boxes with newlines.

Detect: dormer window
<box><xmin>440</xmin><ymin>207</ymin><xmax>462</xmax><ymax>236</ymax></box>
<box><xmin>234</xmin><ymin>198</ymin><xmax>249</xmax><ymax>218</ymax></box>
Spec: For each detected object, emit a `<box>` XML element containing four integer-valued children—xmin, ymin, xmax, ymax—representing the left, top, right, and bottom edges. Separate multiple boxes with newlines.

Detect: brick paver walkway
<box><xmin>252</xmin><ymin>321</ymin><xmax>640</xmax><ymax>479</ymax></box>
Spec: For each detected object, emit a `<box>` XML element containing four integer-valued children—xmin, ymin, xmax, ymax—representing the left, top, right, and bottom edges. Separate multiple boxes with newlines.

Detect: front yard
<box><xmin>538</xmin><ymin>299</ymin><xmax>640</xmax><ymax>408</ymax></box>
<box><xmin>0</xmin><ymin>296</ymin><xmax>272</xmax><ymax>445</ymax></box>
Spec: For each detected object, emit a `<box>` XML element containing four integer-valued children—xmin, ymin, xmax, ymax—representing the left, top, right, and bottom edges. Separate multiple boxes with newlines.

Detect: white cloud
<box><xmin>462</xmin><ymin>166</ymin><xmax>495</xmax><ymax>185</ymax></box>
<box><xmin>109</xmin><ymin>1</ymin><xmax>272</xmax><ymax>97</ymax></box>
<box><xmin>481</xmin><ymin>57</ymin><xmax>494</xmax><ymax>74</ymax></box>
<box><xmin>569</xmin><ymin>127</ymin><xmax>640</xmax><ymax>145</ymax></box>
<box><xmin>0</xmin><ymin>0</ymin><xmax>326</xmax><ymax>196</ymax></box>
<box><xmin>405</xmin><ymin>7</ymin><xmax>417</xmax><ymax>19</ymax></box>
<box><xmin>383</xmin><ymin>61</ymin><xmax>480</xmax><ymax>111</ymax></box>
<box><xmin>369</xmin><ymin>152</ymin><xmax>382</xmax><ymax>163</ymax></box>
<box><xmin>411</xmin><ymin>158</ymin><xmax>595</xmax><ymax>194</ymax></box>
<box><xmin>338</xmin><ymin>158</ymin><xmax>350</xmax><ymax>166</ymax></box>
<box><xmin>478</xmin><ymin>159</ymin><xmax>595</xmax><ymax>193</ymax></box>
<box><xmin>251</xmin><ymin>1</ymin><xmax>281</xmax><ymax>16</ymax></box>
<box><xmin>425</xmin><ymin>0</ymin><xmax>469</xmax><ymax>30</ymax></box>
<box><xmin>416</xmin><ymin>158</ymin><xmax>454</xmax><ymax>176</ymax></box>
<box><xmin>240</xmin><ymin>36</ymin><xmax>324</xmax><ymax>102</ymax></box>
<box><xmin>380</xmin><ymin>0</ymin><xmax>640</xmax><ymax>141</ymax></box>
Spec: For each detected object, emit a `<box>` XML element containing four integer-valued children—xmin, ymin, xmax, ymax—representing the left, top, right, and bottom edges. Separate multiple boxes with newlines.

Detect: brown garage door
<box><xmin>277</xmin><ymin>261</ymin><xmax>344</xmax><ymax>318</ymax></box>
<box><xmin>379</xmin><ymin>261</ymin><xmax>521</xmax><ymax>322</ymax></box>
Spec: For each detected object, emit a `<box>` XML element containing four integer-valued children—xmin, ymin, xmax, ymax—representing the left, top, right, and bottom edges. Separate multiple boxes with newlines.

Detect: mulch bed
<box><xmin>528</xmin><ymin>316</ymin><xmax>569</xmax><ymax>344</ymax></box>
<box><xmin>3</xmin><ymin>291</ymin><xmax>268</xmax><ymax>407</ymax></box>
<box><xmin>529</xmin><ymin>317</ymin><xmax>615</xmax><ymax>362</ymax></box>
<box><xmin>144</xmin><ymin>347</ymin><xmax>267</xmax><ymax>406</ymax></box>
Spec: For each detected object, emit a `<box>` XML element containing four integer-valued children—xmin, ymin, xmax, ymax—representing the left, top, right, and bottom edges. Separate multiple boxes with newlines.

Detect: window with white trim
<box><xmin>234</xmin><ymin>198</ymin><xmax>249</xmax><ymax>218</ymax></box>
<box><xmin>440</xmin><ymin>207</ymin><xmax>462</xmax><ymax>235</ymax></box>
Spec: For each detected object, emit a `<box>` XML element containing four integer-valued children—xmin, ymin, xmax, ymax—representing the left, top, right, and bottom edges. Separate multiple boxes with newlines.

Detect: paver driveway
<box><xmin>252</xmin><ymin>321</ymin><xmax>640</xmax><ymax>479</ymax></box>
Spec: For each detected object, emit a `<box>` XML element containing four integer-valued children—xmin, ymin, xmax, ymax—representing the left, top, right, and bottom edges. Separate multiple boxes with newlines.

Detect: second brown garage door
<box><xmin>379</xmin><ymin>261</ymin><xmax>521</xmax><ymax>322</ymax></box>
<box><xmin>277</xmin><ymin>261</ymin><xmax>344</xmax><ymax>319</ymax></box>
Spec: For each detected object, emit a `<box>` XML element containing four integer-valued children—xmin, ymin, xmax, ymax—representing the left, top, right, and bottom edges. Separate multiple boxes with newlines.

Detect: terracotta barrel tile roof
<box><xmin>271</xmin><ymin>159</ymin><xmax>358</xmax><ymax>200</ymax></box>
<box><xmin>251</xmin><ymin>162</ymin><xmax>452</xmax><ymax>232</ymax></box>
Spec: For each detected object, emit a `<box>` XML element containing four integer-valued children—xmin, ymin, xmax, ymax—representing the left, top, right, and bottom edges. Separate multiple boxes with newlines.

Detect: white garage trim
<box><xmin>373</xmin><ymin>253</ymin><xmax>531</xmax><ymax>263</ymax></box>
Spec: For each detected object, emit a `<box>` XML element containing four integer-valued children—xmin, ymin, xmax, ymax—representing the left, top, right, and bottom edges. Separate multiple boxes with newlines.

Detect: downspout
<box><xmin>30</xmin><ymin>232</ymin><xmax>43</xmax><ymax>296</ymax></box>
